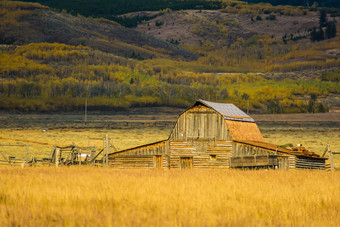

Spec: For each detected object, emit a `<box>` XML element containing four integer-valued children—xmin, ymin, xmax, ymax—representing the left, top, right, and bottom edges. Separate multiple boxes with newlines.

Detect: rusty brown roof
<box><xmin>226</xmin><ymin>120</ymin><xmax>264</xmax><ymax>142</ymax></box>
<box><xmin>234</xmin><ymin>140</ymin><xmax>327</xmax><ymax>159</ymax></box>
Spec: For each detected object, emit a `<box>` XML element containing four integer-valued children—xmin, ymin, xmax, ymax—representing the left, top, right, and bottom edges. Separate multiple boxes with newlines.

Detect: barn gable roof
<box><xmin>195</xmin><ymin>99</ymin><xmax>255</xmax><ymax>122</ymax></box>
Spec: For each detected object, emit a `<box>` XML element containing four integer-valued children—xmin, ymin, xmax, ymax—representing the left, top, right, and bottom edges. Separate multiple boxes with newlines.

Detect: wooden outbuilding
<box><xmin>109</xmin><ymin>99</ymin><xmax>326</xmax><ymax>169</ymax></box>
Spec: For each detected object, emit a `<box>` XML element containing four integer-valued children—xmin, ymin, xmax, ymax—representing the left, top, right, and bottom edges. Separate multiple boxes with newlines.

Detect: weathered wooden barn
<box><xmin>109</xmin><ymin>99</ymin><xmax>326</xmax><ymax>169</ymax></box>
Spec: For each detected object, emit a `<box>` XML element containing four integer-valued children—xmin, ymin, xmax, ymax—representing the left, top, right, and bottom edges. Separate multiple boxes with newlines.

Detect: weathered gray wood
<box><xmin>170</xmin><ymin>106</ymin><xmax>229</xmax><ymax>141</ymax></box>
<box><xmin>105</xmin><ymin>134</ymin><xmax>109</xmax><ymax>167</ymax></box>
<box><xmin>55</xmin><ymin>148</ymin><xmax>60</xmax><ymax>167</ymax></box>
<box><xmin>79</xmin><ymin>149</ymin><xmax>81</xmax><ymax>166</ymax></box>
<box><xmin>91</xmin><ymin>149</ymin><xmax>103</xmax><ymax>163</ymax></box>
<box><xmin>230</xmin><ymin>155</ymin><xmax>279</xmax><ymax>168</ymax></box>
<box><xmin>51</xmin><ymin>145</ymin><xmax>57</xmax><ymax>163</ymax></box>
<box><xmin>322</xmin><ymin>145</ymin><xmax>328</xmax><ymax>157</ymax></box>
<box><xmin>329</xmin><ymin>145</ymin><xmax>335</xmax><ymax>171</ymax></box>
<box><xmin>25</xmin><ymin>144</ymin><xmax>29</xmax><ymax>165</ymax></box>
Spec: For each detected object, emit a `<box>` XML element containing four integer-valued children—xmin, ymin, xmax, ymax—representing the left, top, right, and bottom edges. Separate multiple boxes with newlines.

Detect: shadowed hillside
<box><xmin>0</xmin><ymin>1</ymin><xmax>197</xmax><ymax>60</ymax></box>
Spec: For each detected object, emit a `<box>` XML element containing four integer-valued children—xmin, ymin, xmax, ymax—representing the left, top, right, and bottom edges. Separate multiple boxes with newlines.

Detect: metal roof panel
<box><xmin>197</xmin><ymin>99</ymin><xmax>255</xmax><ymax>122</ymax></box>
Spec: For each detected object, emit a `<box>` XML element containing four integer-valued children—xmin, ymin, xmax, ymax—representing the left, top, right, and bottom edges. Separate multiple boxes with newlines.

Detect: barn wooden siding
<box><xmin>109</xmin><ymin>139</ymin><xmax>233</xmax><ymax>169</ymax></box>
<box><xmin>295</xmin><ymin>156</ymin><xmax>326</xmax><ymax>170</ymax></box>
<box><xmin>233</xmin><ymin>142</ymin><xmax>326</xmax><ymax>170</ymax></box>
<box><xmin>231</xmin><ymin>142</ymin><xmax>293</xmax><ymax>169</ymax></box>
<box><xmin>168</xmin><ymin>105</ymin><xmax>233</xmax><ymax>169</ymax></box>
<box><xmin>170</xmin><ymin>105</ymin><xmax>229</xmax><ymax>141</ymax></box>
<box><xmin>109</xmin><ymin>140</ymin><xmax>169</xmax><ymax>169</ymax></box>
<box><xmin>169</xmin><ymin>140</ymin><xmax>232</xmax><ymax>169</ymax></box>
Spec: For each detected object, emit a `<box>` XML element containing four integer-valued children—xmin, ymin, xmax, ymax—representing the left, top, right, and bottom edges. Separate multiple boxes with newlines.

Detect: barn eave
<box><xmin>234</xmin><ymin>140</ymin><xmax>327</xmax><ymax>160</ymax></box>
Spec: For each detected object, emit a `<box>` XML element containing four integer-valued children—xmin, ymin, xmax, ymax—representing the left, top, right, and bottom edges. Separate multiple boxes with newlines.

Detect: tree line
<box><xmin>0</xmin><ymin>43</ymin><xmax>338</xmax><ymax>113</ymax></box>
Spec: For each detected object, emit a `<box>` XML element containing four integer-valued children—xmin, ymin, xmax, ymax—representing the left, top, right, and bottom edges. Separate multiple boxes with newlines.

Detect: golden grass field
<box><xmin>0</xmin><ymin>168</ymin><xmax>339</xmax><ymax>226</ymax></box>
<box><xmin>0</xmin><ymin>112</ymin><xmax>339</xmax><ymax>226</ymax></box>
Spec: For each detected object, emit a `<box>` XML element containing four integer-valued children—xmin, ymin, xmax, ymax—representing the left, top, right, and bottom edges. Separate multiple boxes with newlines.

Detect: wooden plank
<box><xmin>230</xmin><ymin>156</ymin><xmax>278</xmax><ymax>168</ymax></box>
<box><xmin>55</xmin><ymin>148</ymin><xmax>60</xmax><ymax>167</ymax></box>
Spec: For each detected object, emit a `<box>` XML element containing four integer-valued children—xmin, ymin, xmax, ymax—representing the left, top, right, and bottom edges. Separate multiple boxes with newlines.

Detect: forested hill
<box><xmin>18</xmin><ymin>0</ymin><xmax>223</xmax><ymax>17</ymax></box>
<box><xmin>0</xmin><ymin>1</ymin><xmax>197</xmax><ymax>60</ymax></box>
<box><xmin>0</xmin><ymin>1</ymin><xmax>339</xmax><ymax>113</ymax></box>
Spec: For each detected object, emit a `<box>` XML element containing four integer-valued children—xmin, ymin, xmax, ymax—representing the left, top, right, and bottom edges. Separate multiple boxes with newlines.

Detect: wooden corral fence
<box><xmin>323</xmin><ymin>145</ymin><xmax>340</xmax><ymax>171</ymax></box>
<box><xmin>0</xmin><ymin>144</ymin><xmax>30</xmax><ymax>166</ymax></box>
<box><xmin>0</xmin><ymin>134</ymin><xmax>116</xmax><ymax>167</ymax></box>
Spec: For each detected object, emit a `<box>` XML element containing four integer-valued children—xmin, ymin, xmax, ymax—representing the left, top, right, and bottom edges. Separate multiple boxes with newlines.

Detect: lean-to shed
<box><xmin>109</xmin><ymin>99</ymin><xmax>326</xmax><ymax>169</ymax></box>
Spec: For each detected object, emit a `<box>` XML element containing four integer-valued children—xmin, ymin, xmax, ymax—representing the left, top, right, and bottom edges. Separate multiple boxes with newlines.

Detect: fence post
<box><xmin>56</xmin><ymin>148</ymin><xmax>60</xmax><ymax>167</ymax></box>
<box><xmin>106</xmin><ymin>134</ymin><xmax>109</xmax><ymax>167</ymax></box>
<box><xmin>79</xmin><ymin>149</ymin><xmax>82</xmax><ymax>166</ymax></box>
<box><xmin>328</xmin><ymin>145</ymin><xmax>335</xmax><ymax>171</ymax></box>
<box><xmin>25</xmin><ymin>144</ymin><xmax>29</xmax><ymax>165</ymax></box>
<box><xmin>103</xmin><ymin>137</ymin><xmax>105</xmax><ymax>167</ymax></box>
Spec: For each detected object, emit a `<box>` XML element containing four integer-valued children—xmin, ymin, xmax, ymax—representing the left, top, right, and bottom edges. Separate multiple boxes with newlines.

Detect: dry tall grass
<box><xmin>0</xmin><ymin>167</ymin><xmax>339</xmax><ymax>226</ymax></box>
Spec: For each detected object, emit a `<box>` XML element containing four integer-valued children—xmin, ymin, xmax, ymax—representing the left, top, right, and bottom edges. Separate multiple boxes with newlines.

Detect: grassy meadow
<box><xmin>0</xmin><ymin>112</ymin><xmax>339</xmax><ymax>226</ymax></box>
<box><xmin>0</xmin><ymin>168</ymin><xmax>339</xmax><ymax>226</ymax></box>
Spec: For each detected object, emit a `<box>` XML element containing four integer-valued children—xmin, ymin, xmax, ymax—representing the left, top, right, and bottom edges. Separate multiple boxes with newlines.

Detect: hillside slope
<box><xmin>0</xmin><ymin>1</ymin><xmax>339</xmax><ymax>113</ymax></box>
<box><xmin>0</xmin><ymin>2</ymin><xmax>197</xmax><ymax>60</ymax></box>
<box><xmin>135</xmin><ymin>10</ymin><xmax>320</xmax><ymax>46</ymax></box>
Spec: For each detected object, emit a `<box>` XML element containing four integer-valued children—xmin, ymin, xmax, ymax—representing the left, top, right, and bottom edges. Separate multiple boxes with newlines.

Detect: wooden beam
<box><xmin>25</xmin><ymin>144</ymin><xmax>29</xmax><ymax>165</ymax></box>
<box><xmin>79</xmin><ymin>149</ymin><xmax>81</xmax><ymax>166</ymax></box>
<box><xmin>329</xmin><ymin>146</ymin><xmax>335</xmax><ymax>171</ymax></box>
<box><xmin>91</xmin><ymin>149</ymin><xmax>103</xmax><ymax>163</ymax></box>
<box><xmin>106</xmin><ymin>134</ymin><xmax>109</xmax><ymax>167</ymax></box>
<box><xmin>322</xmin><ymin>145</ymin><xmax>328</xmax><ymax>157</ymax></box>
<box><xmin>55</xmin><ymin>148</ymin><xmax>60</xmax><ymax>167</ymax></box>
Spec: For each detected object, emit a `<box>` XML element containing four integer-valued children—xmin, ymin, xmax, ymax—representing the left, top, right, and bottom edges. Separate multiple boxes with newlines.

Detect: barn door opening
<box><xmin>154</xmin><ymin>155</ymin><xmax>162</xmax><ymax>169</ymax></box>
<box><xmin>180</xmin><ymin>157</ymin><xmax>193</xmax><ymax>169</ymax></box>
